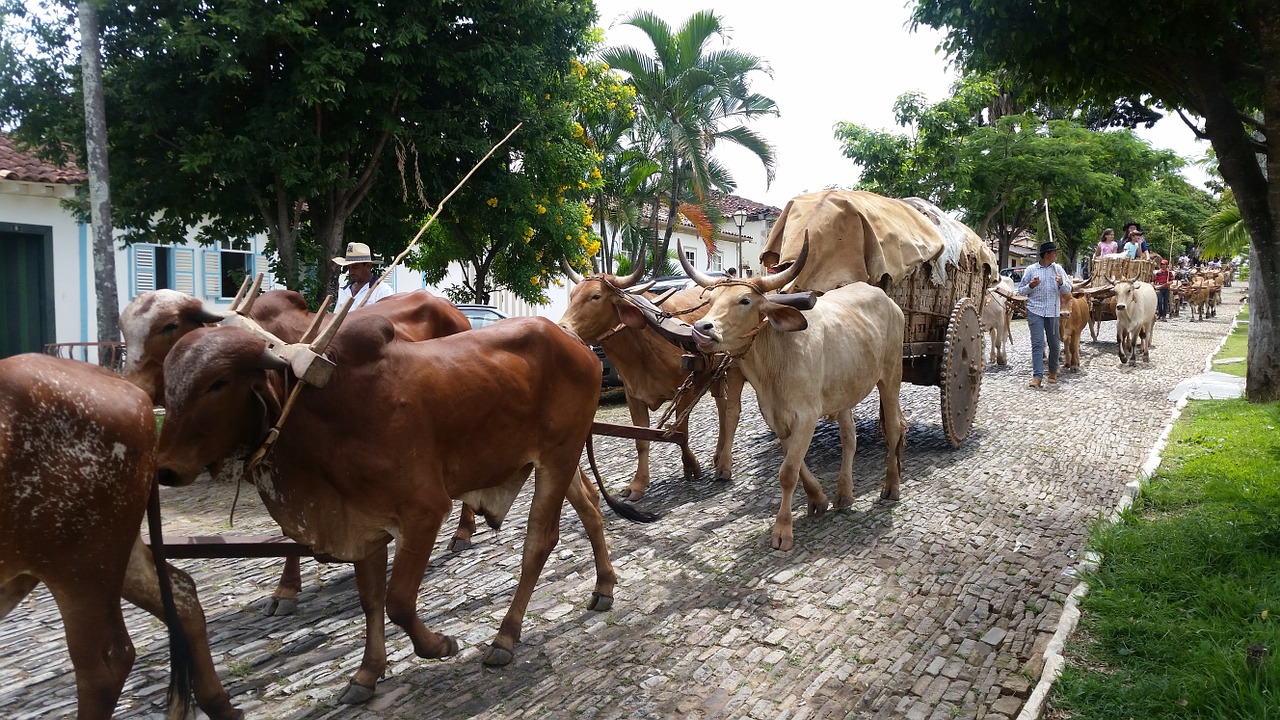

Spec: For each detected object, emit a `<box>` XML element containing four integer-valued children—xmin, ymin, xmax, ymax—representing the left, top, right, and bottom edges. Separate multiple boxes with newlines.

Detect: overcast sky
<box><xmin>592</xmin><ymin>0</ymin><xmax>1212</xmax><ymax>210</ymax></box>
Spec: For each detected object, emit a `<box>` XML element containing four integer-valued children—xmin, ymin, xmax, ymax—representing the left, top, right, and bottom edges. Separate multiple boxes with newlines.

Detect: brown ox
<box><xmin>558</xmin><ymin>262</ymin><xmax>745</xmax><ymax>500</ymax></box>
<box><xmin>679</xmin><ymin>241</ymin><xmax>907</xmax><ymax>551</ymax></box>
<box><xmin>0</xmin><ymin>355</ymin><xmax>239</xmax><ymax>720</ymax></box>
<box><xmin>155</xmin><ymin>315</ymin><xmax>621</xmax><ymax>703</ymax></box>
<box><xmin>120</xmin><ymin>287</ymin><xmax>477</xmax><ymax>616</ymax></box>
<box><xmin>1060</xmin><ymin>293</ymin><xmax>1091</xmax><ymax>372</ymax></box>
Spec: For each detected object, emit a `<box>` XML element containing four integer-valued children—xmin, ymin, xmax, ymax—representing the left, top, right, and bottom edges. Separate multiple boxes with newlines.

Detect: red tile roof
<box><xmin>0</xmin><ymin>135</ymin><xmax>87</xmax><ymax>185</ymax></box>
<box><xmin>711</xmin><ymin>192</ymin><xmax>783</xmax><ymax>220</ymax></box>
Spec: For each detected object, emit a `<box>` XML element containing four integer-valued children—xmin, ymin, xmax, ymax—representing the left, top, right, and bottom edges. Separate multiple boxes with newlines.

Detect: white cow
<box><xmin>1109</xmin><ymin>277</ymin><xmax>1157</xmax><ymax>366</ymax></box>
<box><xmin>982</xmin><ymin>277</ymin><xmax>1016</xmax><ymax>365</ymax></box>
<box><xmin>679</xmin><ymin>239</ymin><xmax>906</xmax><ymax>552</ymax></box>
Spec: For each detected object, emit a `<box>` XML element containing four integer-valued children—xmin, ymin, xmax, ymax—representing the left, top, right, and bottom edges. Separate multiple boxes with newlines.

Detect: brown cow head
<box><xmin>681</xmin><ymin>236</ymin><xmax>811</xmax><ymax>356</ymax></box>
<box><xmin>120</xmin><ymin>290</ymin><xmax>226</xmax><ymax>404</ymax></box>
<box><xmin>156</xmin><ymin>326</ymin><xmax>287</xmax><ymax>486</ymax></box>
<box><xmin>557</xmin><ymin>248</ymin><xmax>648</xmax><ymax>343</ymax></box>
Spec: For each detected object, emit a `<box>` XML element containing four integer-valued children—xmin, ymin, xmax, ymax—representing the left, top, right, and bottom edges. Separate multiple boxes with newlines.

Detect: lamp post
<box><xmin>732</xmin><ymin>210</ymin><xmax>749</xmax><ymax>275</ymax></box>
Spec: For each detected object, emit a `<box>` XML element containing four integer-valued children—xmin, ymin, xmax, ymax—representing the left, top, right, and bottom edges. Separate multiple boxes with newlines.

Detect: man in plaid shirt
<box><xmin>1016</xmin><ymin>241</ymin><xmax>1074</xmax><ymax>389</ymax></box>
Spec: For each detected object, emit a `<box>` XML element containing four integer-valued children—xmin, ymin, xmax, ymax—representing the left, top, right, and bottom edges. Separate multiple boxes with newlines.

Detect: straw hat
<box><xmin>332</xmin><ymin>242</ymin><xmax>381</xmax><ymax>267</ymax></box>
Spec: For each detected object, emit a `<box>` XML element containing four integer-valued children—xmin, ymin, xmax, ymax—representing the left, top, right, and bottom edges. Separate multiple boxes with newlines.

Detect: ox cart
<box><xmin>761</xmin><ymin>191</ymin><xmax>997</xmax><ymax>447</ymax></box>
<box><xmin>1081</xmin><ymin>256</ymin><xmax>1155</xmax><ymax>340</ymax></box>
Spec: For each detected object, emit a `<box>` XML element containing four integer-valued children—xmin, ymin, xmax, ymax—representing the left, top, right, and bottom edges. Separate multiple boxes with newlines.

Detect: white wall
<box><xmin>0</xmin><ymin>180</ymin><xmax>90</xmax><ymax>346</ymax></box>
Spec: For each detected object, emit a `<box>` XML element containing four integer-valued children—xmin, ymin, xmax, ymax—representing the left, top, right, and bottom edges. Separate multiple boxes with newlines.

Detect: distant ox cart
<box><xmin>1081</xmin><ymin>256</ymin><xmax>1156</xmax><ymax>340</ymax></box>
<box><xmin>761</xmin><ymin>191</ymin><xmax>998</xmax><ymax>446</ymax></box>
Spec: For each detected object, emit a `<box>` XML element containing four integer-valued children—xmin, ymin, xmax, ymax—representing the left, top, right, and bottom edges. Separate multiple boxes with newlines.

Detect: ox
<box><xmin>1185</xmin><ymin>276</ymin><xmax>1211</xmax><ymax>322</ymax></box>
<box><xmin>155</xmin><ymin>315</ymin><xmax>627</xmax><ymax>703</ymax></box>
<box><xmin>679</xmin><ymin>240</ymin><xmax>906</xmax><ymax>551</ymax></box>
<box><xmin>120</xmin><ymin>287</ymin><xmax>477</xmax><ymax>616</ymax></box>
<box><xmin>558</xmin><ymin>260</ymin><xmax>745</xmax><ymax>500</ymax></box>
<box><xmin>1109</xmin><ymin>277</ymin><xmax>1158</xmax><ymax>365</ymax></box>
<box><xmin>1059</xmin><ymin>293</ymin><xmax>1091</xmax><ymax>372</ymax></box>
<box><xmin>0</xmin><ymin>355</ymin><xmax>240</xmax><ymax>720</ymax></box>
<box><xmin>981</xmin><ymin>277</ymin><xmax>1016</xmax><ymax>365</ymax></box>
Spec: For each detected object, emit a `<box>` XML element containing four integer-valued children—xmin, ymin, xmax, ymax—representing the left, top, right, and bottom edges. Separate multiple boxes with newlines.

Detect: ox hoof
<box><xmin>447</xmin><ymin>536</ymin><xmax>472</xmax><ymax>553</ymax></box>
<box><xmin>588</xmin><ymin>591</ymin><xmax>614</xmax><ymax>612</ymax></box>
<box><xmin>834</xmin><ymin>495</ymin><xmax>855</xmax><ymax>512</ymax></box>
<box><xmin>266</xmin><ymin>597</ymin><xmax>298</xmax><ymax>617</ymax></box>
<box><xmin>621</xmin><ymin>487</ymin><xmax>646</xmax><ymax>503</ymax></box>
<box><xmin>482</xmin><ymin>644</ymin><xmax>515</xmax><ymax>667</ymax></box>
<box><xmin>770</xmin><ymin>530</ymin><xmax>794</xmax><ymax>552</ymax></box>
<box><xmin>879</xmin><ymin>488</ymin><xmax>900</xmax><ymax>502</ymax></box>
<box><xmin>808</xmin><ymin>501</ymin><xmax>829</xmax><ymax>517</ymax></box>
<box><xmin>338</xmin><ymin>681</ymin><xmax>376</xmax><ymax>705</ymax></box>
<box><xmin>714</xmin><ymin>470</ymin><xmax>733</xmax><ymax>482</ymax></box>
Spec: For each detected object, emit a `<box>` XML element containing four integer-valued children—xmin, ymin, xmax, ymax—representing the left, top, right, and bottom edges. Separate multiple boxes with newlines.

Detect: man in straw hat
<box><xmin>334</xmin><ymin>242</ymin><xmax>394</xmax><ymax>306</ymax></box>
<box><xmin>1016</xmin><ymin>241</ymin><xmax>1074</xmax><ymax>389</ymax></box>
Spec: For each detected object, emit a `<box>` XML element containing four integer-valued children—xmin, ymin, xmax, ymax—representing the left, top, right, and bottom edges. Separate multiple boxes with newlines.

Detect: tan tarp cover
<box><xmin>760</xmin><ymin>190</ymin><xmax>995</xmax><ymax>292</ymax></box>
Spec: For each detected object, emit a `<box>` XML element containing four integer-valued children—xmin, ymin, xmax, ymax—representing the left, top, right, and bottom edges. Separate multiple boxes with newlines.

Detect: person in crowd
<box><xmin>1153</xmin><ymin>259</ymin><xmax>1172</xmax><ymax>321</ymax></box>
<box><xmin>333</xmin><ymin>242</ymin><xmax>394</xmax><ymax>306</ymax></box>
<box><xmin>1094</xmin><ymin>228</ymin><xmax>1119</xmax><ymax>257</ymax></box>
<box><xmin>1017</xmin><ymin>241</ymin><xmax>1074</xmax><ymax>389</ymax></box>
<box><xmin>1122</xmin><ymin>230</ymin><xmax>1144</xmax><ymax>259</ymax></box>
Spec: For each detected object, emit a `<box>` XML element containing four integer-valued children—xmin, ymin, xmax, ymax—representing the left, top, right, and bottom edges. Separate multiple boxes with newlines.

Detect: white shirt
<box><xmin>337</xmin><ymin>277</ymin><xmax>394</xmax><ymax>307</ymax></box>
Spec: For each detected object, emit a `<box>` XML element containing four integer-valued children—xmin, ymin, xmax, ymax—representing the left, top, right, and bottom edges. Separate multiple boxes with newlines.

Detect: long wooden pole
<box><xmin>356</xmin><ymin>122</ymin><xmax>523</xmax><ymax>309</ymax></box>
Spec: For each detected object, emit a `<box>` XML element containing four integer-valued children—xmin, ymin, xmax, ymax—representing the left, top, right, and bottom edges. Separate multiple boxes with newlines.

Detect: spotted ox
<box><xmin>120</xmin><ymin>287</ymin><xmax>476</xmax><ymax>616</ymax></box>
<box><xmin>680</xmin><ymin>241</ymin><xmax>906</xmax><ymax>551</ymax></box>
<box><xmin>558</xmin><ymin>261</ymin><xmax>745</xmax><ymax>501</ymax></box>
<box><xmin>1109</xmin><ymin>277</ymin><xmax>1158</xmax><ymax>365</ymax></box>
<box><xmin>0</xmin><ymin>355</ymin><xmax>240</xmax><ymax>720</ymax></box>
<box><xmin>155</xmin><ymin>315</ymin><xmax>625</xmax><ymax>703</ymax></box>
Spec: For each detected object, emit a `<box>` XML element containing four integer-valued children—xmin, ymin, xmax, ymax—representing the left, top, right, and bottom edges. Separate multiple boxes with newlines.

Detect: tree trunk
<box><xmin>79</xmin><ymin>0</ymin><xmax>119</xmax><ymax>364</ymax></box>
<box><xmin>1195</xmin><ymin>28</ymin><xmax>1279</xmax><ymax>401</ymax></box>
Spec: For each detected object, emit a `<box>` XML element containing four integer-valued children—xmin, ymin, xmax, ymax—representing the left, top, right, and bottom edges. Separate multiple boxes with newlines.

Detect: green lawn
<box><xmin>1050</xmin><ymin>398</ymin><xmax>1280</xmax><ymax>719</ymax></box>
<box><xmin>1213</xmin><ymin>305</ymin><xmax>1250</xmax><ymax>378</ymax></box>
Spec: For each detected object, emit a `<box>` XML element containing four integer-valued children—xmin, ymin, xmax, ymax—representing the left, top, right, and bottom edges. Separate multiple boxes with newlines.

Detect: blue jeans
<box><xmin>1027</xmin><ymin>313</ymin><xmax>1060</xmax><ymax>378</ymax></box>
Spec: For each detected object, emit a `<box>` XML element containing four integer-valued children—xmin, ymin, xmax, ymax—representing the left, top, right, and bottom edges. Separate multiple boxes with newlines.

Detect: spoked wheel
<box><xmin>940</xmin><ymin>298</ymin><xmax>984</xmax><ymax>447</ymax></box>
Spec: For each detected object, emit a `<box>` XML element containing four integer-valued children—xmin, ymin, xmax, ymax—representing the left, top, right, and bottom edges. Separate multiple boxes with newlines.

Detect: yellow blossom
<box><xmin>532</xmin><ymin>276</ymin><xmax>541</xmax><ymax>287</ymax></box>
<box><xmin>583</xmin><ymin>210</ymin><xmax>594</xmax><ymax>226</ymax></box>
<box><xmin>555</xmin><ymin>216</ymin><xmax>563</xmax><ymax>224</ymax></box>
<box><xmin>578</xmin><ymin>180</ymin><xmax>589</xmax><ymax>190</ymax></box>
<box><xmin>486</xmin><ymin>197</ymin><xmax>498</xmax><ymax>208</ymax></box>
<box><xmin>571</xmin><ymin>123</ymin><xmax>584</xmax><ymax>139</ymax></box>
<box><xmin>536</xmin><ymin>204</ymin><xmax>547</xmax><ymax>214</ymax></box>
<box><xmin>590</xmin><ymin>167</ymin><xmax>602</xmax><ymax>180</ymax></box>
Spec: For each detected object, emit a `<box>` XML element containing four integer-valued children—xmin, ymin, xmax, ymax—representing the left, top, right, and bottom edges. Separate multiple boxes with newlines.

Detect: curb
<box><xmin>1016</xmin><ymin>296</ymin><xmax>1244</xmax><ymax>720</ymax></box>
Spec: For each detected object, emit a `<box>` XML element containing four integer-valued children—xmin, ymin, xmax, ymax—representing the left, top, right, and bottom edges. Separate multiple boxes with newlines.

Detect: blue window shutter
<box><xmin>173</xmin><ymin>248</ymin><xmax>196</xmax><ymax>295</ymax></box>
<box><xmin>202</xmin><ymin>249</ymin><xmax>222</xmax><ymax>299</ymax></box>
<box><xmin>133</xmin><ymin>244</ymin><xmax>156</xmax><ymax>297</ymax></box>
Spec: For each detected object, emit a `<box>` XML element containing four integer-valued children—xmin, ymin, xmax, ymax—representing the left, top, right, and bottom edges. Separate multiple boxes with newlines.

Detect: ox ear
<box><xmin>614</xmin><ymin>299</ymin><xmax>647</xmax><ymax>330</ymax></box>
<box><xmin>763</xmin><ymin>302</ymin><xmax>807</xmax><ymax>333</ymax></box>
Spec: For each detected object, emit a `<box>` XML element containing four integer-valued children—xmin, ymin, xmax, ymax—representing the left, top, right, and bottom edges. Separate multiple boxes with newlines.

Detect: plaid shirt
<box><xmin>1017</xmin><ymin>262</ymin><xmax>1072</xmax><ymax>317</ymax></box>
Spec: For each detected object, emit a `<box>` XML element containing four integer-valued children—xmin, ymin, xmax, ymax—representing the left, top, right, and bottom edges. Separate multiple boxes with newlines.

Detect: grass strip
<box><xmin>1051</xmin><ymin>399</ymin><xmax>1280</xmax><ymax>719</ymax></box>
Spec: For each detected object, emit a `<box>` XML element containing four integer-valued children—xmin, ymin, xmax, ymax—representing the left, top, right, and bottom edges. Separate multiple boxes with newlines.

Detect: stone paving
<box><xmin>1</xmin><ymin>286</ymin><xmax>1248</xmax><ymax>720</ymax></box>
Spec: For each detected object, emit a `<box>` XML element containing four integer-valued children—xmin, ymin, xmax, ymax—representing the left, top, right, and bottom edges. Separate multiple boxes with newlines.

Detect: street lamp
<box><xmin>731</xmin><ymin>209</ymin><xmax>749</xmax><ymax>276</ymax></box>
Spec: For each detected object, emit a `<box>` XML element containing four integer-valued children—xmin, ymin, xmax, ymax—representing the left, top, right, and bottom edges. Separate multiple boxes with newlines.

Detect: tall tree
<box><xmin>76</xmin><ymin>0</ymin><xmax>119</xmax><ymax>358</ymax></box>
<box><xmin>0</xmin><ymin>0</ymin><xmax>594</xmax><ymax>301</ymax></box>
<box><xmin>603</xmin><ymin>11</ymin><xmax>777</xmax><ymax>276</ymax></box>
<box><xmin>912</xmin><ymin>0</ymin><xmax>1280</xmax><ymax>400</ymax></box>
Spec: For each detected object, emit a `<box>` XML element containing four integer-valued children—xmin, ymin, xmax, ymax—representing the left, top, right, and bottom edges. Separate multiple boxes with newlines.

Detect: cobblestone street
<box><xmin>1</xmin><ymin>286</ymin><xmax>1247</xmax><ymax>720</ymax></box>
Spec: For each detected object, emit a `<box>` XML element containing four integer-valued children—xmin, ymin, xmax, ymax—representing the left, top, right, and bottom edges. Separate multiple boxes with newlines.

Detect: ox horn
<box><xmin>236</xmin><ymin>273</ymin><xmax>265</xmax><ymax>316</ymax></box>
<box><xmin>676</xmin><ymin>240</ymin><xmax>721</xmax><ymax>288</ymax></box>
<box><xmin>624</xmin><ymin>280</ymin><xmax>657</xmax><ymax>295</ymax></box>
<box><xmin>758</xmin><ymin>231</ymin><xmax>811</xmax><ymax>293</ymax></box>
<box><xmin>560</xmin><ymin>257</ymin><xmax>585</xmax><ymax>285</ymax></box>
<box><xmin>309</xmin><ymin>296</ymin><xmax>354</xmax><ymax>355</ymax></box>
<box><xmin>614</xmin><ymin>244</ymin><xmax>647</xmax><ymax>289</ymax></box>
<box><xmin>298</xmin><ymin>294</ymin><xmax>333</xmax><ymax>345</ymax></box>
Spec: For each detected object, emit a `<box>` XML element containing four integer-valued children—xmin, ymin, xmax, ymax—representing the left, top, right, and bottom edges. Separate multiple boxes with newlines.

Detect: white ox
<box><xmin>981</xmin><ymin>277</ymin><xmax>1016</xmax><ymax>365</ymax></box>
<box><xmin>679</xmin><ymin>240</ymin><xmax>906</xmax><ymax>552</ymax></box>
<box><xmin>1109</xmin><ymin>277</ymin><xmax>1158</xmax><ymax>366</ymax></box>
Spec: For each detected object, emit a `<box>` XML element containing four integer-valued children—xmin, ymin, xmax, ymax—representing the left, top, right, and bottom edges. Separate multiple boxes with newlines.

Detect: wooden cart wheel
<box><xmin>940</xmin><ymin>298</ymin><xmax>984</xmax><ymax>447</ymax></box>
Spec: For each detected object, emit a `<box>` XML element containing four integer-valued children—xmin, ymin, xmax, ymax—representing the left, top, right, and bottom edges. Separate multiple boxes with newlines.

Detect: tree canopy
<box><xmin>910</xmin><ymin>0</ymin><xmax>1280</xmax><ymax>400</ymax></box>
<box><xmin>0</xmin><ymin>0</ymin><xmax>597</xmax><ymax>302</ymax></box>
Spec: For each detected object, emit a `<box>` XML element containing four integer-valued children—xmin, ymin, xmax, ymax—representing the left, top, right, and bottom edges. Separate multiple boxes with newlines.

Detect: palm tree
<box><xmin>603</xmin><ymin>11</ymin><xmax>778</xmax><ymax>276</ymax></box>
<box><xmin>1200</xmin><ymin>189</ymin><xmax>1251</xmax><ymax>260</ymax></box>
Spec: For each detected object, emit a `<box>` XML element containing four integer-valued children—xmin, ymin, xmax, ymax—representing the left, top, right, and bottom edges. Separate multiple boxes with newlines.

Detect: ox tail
<box><xmin>146</xmin><ymin>481</ymin><xmax>195</xmax><ymax>720</ymax></box>
<box><xmin>585</xmin><ymin>435</ymin><xmax>662</xmax><ymax>523</ymax></box>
